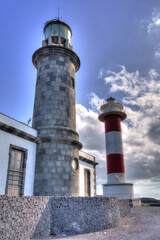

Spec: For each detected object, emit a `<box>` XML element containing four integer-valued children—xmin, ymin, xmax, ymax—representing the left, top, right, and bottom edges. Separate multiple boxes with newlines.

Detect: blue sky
<box><xmin>1</xmin><ymin>0</ymin><xmax>160</xmax><ymax>198</ymax></box>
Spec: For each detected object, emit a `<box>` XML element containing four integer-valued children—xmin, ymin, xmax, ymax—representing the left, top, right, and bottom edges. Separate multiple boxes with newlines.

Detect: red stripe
<box><xmin>107</xmin><ymin>154</ymin><xmax>125</xmax><ymax>174</ymax></box>
<box><xmin>105</xmin><ymin>115</ymin><xmax>121</xmax><ymax>133</ymax></box>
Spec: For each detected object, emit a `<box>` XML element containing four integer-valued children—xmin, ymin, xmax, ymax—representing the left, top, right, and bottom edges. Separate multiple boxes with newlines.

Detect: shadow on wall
<box><xmin>31</xmin><ymin>198</ymin><xmax>51</xmax><ymax>239</ymax></box>
<box><xmin>0</xmin><ymin>196</ymin><xmax>51</xmax><ymax>240</ymax></box>
<box><xmin>33</xmin><ymin>197</ymin><xmax>125</xmax><ymax>238</ymax></box>
<box><xmin>49</xmin><ymin>197</ymin><xmax>121</xmax><ymax>236</ymax></box>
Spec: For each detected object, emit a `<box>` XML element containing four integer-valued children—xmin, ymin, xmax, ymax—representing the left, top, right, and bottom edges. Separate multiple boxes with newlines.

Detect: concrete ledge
<box><xmin>98</xmin><ymin>111</ymin><xmax>127</xmax><ymax>122</ymax></box>
<box><xmin>32</xmin><ymin>46</ymin><xmax>80</xmax><ymax>71</ymax></box>
<box><xmin>103</xmin><ymin>183</ymin><xmax>134</xmax><ymax>199</ymax></box>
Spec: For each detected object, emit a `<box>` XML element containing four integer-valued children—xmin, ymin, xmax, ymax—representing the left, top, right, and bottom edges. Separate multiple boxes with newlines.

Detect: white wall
<box><xmin>0</xmin><ymin>113</ymin><xmax>37</xmax><ymax>196</ymax></box>
<box><xmin>0</xmin><ymin>113</ymin><xmax>36</xmax><ymax>136</ymax></box>
<box><xmin>79</xmin><ymin>160</ymin><xmax>95</xmax><ymax>197</ymax></box>
<box><xmin>0</xmin><ymin>131</ymin><xmax>37</xmax><ymax>196</ymax></box>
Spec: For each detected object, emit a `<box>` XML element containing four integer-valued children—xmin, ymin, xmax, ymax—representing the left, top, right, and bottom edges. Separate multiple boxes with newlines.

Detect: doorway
<box><xmin>84</xmin><ymin>169</ymin><xmax>91</xmax><ymax>197</ymax></box>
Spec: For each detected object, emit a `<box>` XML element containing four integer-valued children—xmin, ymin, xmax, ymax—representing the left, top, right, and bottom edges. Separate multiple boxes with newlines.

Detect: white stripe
<box><xmin>105</xmin><ymin>131</ymin><xmax>123</xmax><ymax>155</ymax></box>
<box><xmin>107</xmin><ymin>173</ymin><xmax>126</xmax><ymax>184</ymax></box>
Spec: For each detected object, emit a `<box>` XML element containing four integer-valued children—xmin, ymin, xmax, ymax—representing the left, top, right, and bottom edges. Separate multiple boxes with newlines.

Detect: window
<box><xmin>51</xmin><ymin>36</ymin><xmax>58</xmax><ymax>45</ymax></box>
<box><xmin>6</xmin><ymin>146</ymin><xmax>27</xmax><ymax>196</ymax></box>
<box><xmin>71</xmin><ymin>158</ymin><xmax>79</xmax><ymax>172</ymax></box>
<box><xmin>61</xmin><ymin>37</ymin><xmax>66</xmax><ymax>47</ymax></box>
<box><xmin>71</xmin><ymin>77</ymin><xmax>75</xmax><ymax>89</ymax></box>
<box><xmin>45</xmin><ymin>39</ymin><xmax>48</xmax><ymax>46</ymax></box>
<box><xmin>84</xmin><ymin>169</ymin><xmax>91</xmax><ymax>197</ymax></box>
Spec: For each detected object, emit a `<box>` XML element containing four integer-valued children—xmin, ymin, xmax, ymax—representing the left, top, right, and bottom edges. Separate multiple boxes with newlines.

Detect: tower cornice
<box><xmin>32</xmin><ymin>46</ymin><xmax>80</xmax><ymax>72</ymax></box>
<box><xmin>98</xmin><ymin>111</ymin><xmax>127</xmax><ymax>122</ymax></box>
<box><xmin>98</xmin><ymin>101</ymin><xmax>127</xmax><ymax>122</ymax></box>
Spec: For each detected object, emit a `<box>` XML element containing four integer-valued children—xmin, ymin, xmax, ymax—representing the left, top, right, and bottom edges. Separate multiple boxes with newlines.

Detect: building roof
<box><xmin>43</xmin><ymin>19</ymin><xmax>72</xmax><ymax>37</ymax></box>
<box><xmin>79</xmin><ymin>150</ymin><xmax>98</xmax><ymax>166</ymax></box>
<box><xmin>0</xmin><ymin>113</ymin><xmax>37</xmax><ymax>142</ymax></box>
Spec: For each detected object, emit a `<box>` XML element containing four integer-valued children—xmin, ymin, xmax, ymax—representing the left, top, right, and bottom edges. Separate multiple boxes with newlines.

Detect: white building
<box><xmin>0</xmin><ymin>113</ymin><xmax>98</xmax><ymax>197</ymax></box>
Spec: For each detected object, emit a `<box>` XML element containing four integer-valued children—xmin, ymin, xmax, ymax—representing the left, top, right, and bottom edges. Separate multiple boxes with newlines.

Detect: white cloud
<box><xmin>98</xmin><ymin>68</ymin><xmax>104</xmax><ymax>79</ymax></box>
<box><xmin>104</xmin><ymin>66</ymin><xmax>140</xmax><ymax>97</ymax></box>
<box><xmin>88</xmin><ymin>92</ymin><xmax>104</xmax><ymax>112</ymax></box>
<box><xmin>147</xmin><ymin>9</ymin><xmax>160</xmax><ymax>59</ymax></box>
<box><xmin>148</xmin><ymin>68</ymin><xmax>159</xmax><ymax>79</ymax></box>
<box><xmin>147</xmin><ymin>10</ymin><xmax>160</xmax><ymax>33</ymax></box>
<box><xmin>154</xmin><ymin>50</ymin><xmax>160</xmax><ymax>57</ymax></box>
<box><xmin>134</xmin><ymin>182</ymin><xmax>160</xmax><ymax>199</ymax></box>
<box><xmin>77</xmin><ymin>66</ymin><xmax>160</xmax><ymax>197</ymax></box>
<box><xmin>76</xmin><ymin>104</ymin><xmax>106</xmax><ymax>195</ymax></box>
<box><xmin>76</xmin><ymin>104</ymin><xmax>105</xmax><ymax>151</ymax></box>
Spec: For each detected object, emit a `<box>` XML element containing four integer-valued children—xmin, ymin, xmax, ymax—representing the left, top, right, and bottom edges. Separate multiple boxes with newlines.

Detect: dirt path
<box><xmin>36</xmin><ymin>207</ymin><xmax>160</xmax><ymax>240</ymax></box>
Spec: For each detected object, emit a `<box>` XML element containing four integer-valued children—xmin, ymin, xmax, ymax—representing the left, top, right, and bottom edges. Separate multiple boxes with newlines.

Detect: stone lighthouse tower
<box><xmin>99</xmin><ymin>97</ymin><xmax>133</xmax><ymax>199</ymax></box>
<box><xmin>32</xmin><ymin>18</ymin><xmax>82</xmax><ymax>196</ymax></box>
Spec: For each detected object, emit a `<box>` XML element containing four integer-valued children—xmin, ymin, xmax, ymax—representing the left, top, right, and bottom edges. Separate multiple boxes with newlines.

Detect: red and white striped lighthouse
<box><xmin>99</xmin><ymin>97</ymin><xmax>133</xmax><ymax>199</ymax></box>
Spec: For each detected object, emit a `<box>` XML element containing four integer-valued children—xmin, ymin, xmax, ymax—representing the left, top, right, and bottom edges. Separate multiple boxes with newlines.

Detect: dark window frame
<box><xmin>5</xmin><ymin>144</ymin><xmax>28</xmax><ymax>196</ymax></box>
<box><xmin>71</xmin><ymin>157</ymin><xmax>79</xmax><ymax>173</ymax></box>
<box><xmin>84</xmin><ymin>168</ymin><xmax>91</xmax><ymax>197</ymax></box>
<box><xmin>71</xmin><ymin>77</ymin><xmax>75</xmax><ymax>89</ymax></box>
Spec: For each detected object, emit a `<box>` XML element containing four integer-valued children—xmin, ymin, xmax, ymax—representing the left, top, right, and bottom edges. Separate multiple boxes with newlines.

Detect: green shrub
<box><xmin>142</xmin><ymin>203</ymin><xmax>150</xmax><ymax>207</ymax></box>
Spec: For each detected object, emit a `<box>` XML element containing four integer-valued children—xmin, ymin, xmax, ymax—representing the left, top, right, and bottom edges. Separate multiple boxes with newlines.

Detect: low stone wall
<box><xmin>118</xmin><ymin>199</ymin><xmax>131</xmax><ymax>216</ymax></box>
<box><xmin>0</xmin><ymin>196</ymin><xmax>121</xmax><ymax>239</ymax></box>
<box><xmin>130</xmin><ymin>198</ymin><xmax>142</xmax><ymax>207</ymax></box>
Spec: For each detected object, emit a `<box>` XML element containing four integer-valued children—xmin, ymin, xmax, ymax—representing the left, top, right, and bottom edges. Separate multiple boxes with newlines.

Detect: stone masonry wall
<box><xmin>0</xmin><ymin>196</ymin><xmax>122</xmax><ymax>239</ymax></box>
<box><xmin>130</xmin><ymin>198</ymin><xmax>142</xmax><ymax>207</ymax></box>
<box><xmin>32</xmin><ymin>55</ymin><xmax>76</xmax><ymax>131</ymax></box>
<box><xmin>118</xmin><ymin>199</ymin><xmax>131</xmax><ymax>216</ymax></box>
<box><xmin>34</xmin><ymin>142</ymin><xmax>79</xmax><ymax>196</ymax></box>
<box><xmin>50</xmin><ymin>196</ymin><xmax>121</xmax><ymax>236</ymax></box>
<box><xmin>32</xmin><ymin>49</ymin><xmax>81</xmax><ymax>196</ymax></box>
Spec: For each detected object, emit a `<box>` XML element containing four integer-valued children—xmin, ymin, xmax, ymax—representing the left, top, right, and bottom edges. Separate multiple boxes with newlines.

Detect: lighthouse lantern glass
<box><xmin>44</xmin><ymin>23</ymin><xmax>71</xmax><ymax>40</ymax></box>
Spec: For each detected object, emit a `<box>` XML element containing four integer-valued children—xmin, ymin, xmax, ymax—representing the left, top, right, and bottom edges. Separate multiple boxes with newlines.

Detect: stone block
<box><xmin>43</xmin><ymin>173</ymin><xmax>52</xmax><ymax>179</ymax></box>
<box><xmin>56</xmin><ymin>161</ymin><xmax>62</xmax><ymax>167</ymax></box>
<box><xmin>58</xmin><ymin>155</ymin><xmax>64</xmax><ymax>161</ymax></box>
<box><xmin>43</xmin><ymin>167</ymin><xmax>49</xmax><ymax>173</ymax></box>
<box><xmin>63</xmin><ymin>174</ymin><xmax>70</xmax><ymax>180</ymax></box>
<box><xmin>53</xmin><ymin>186</ymin><xmax>62</xmax><ymax>192</ymax></box>
<box><xmin>47</xmin><ymin>161</ymin><xmax>56</xmax><ymax>167</ymax></box>
<box><xmin>57</xmin><ymin>167</ymin><xmax>64</xmax><ymax>174</ymax></box>
<box><xmin>49</xmin><ymin>168</ymin><xmax>56</xmax><ymax>173</ymax></box>
<box><xmin>45</xmin><ymin>186</ymin><xmax>53</xmax><ymax>193</ymax></box>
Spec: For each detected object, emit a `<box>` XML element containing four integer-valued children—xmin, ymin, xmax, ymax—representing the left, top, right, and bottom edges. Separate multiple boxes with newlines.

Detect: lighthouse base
<box><xmin>103</xmin><ymin>183</ymin><xmax>134</xmax><ymax>199</ymax></box>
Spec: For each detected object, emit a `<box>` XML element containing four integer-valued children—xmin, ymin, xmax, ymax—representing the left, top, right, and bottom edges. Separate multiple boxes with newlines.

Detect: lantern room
<box><xmin>42</xmin><ymin>19</ymin><xmax>72</xmax><ymax>49</ymax></box>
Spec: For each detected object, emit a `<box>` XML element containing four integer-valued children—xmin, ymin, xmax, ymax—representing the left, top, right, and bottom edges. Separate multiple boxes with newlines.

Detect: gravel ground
<box><xmin>35</xmin><ymin>207</ymin><xmax>160</xmax><ymax>240</ymax></box>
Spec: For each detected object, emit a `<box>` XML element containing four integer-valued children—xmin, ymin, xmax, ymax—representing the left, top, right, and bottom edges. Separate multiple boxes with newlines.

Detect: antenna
<box><xmin>55</xmin><ymin>7</ymin><xmax>62</xmax><ymax>20</ymax></box>
<box><xmin>26</xmin><ymin>118</ymin><xmax>31</xmax><ymax>126</ymax></box>
<box><xmin>58</xmin><ymin>7</ymin><xmax>60</xmax><ymax>20</ymax></box>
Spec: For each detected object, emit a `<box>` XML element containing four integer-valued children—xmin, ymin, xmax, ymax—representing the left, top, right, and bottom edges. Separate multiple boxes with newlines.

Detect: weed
<box><xmin>141</xmin><ymin>203</ymin><xmax>150</xmax><ymax>207</ymax></box>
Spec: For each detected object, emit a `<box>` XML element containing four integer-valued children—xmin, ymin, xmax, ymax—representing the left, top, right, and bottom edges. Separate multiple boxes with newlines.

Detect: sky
<box><xmin>1</xmin><ymin>0</ymin><xmax>160</xmax><ymax>199</ymax></box>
